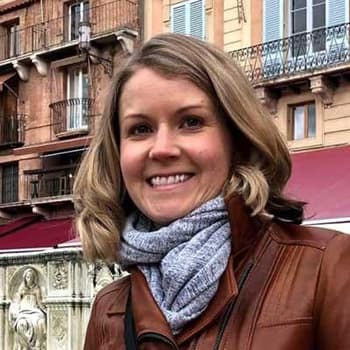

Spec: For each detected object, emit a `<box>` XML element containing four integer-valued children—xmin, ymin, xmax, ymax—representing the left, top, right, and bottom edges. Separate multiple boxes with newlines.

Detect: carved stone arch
<box><xmin>8</xmin><ymin>266</ymin><xmax>46</xmax><ymax>301</ymax></box>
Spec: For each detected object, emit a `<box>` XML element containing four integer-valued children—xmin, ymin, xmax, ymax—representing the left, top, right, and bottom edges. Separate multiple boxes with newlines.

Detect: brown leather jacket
<box><xmin>84</xmin><ymin>195</ymin><xmax>350</xmax><ymax>350</ymax></box>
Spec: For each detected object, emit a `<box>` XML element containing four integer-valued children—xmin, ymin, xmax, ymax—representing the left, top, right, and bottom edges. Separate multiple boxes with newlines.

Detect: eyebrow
<box><xmin>121</xmin><ymin>103</ymin><xmax>207</xmax><ymax>121</ymax></box>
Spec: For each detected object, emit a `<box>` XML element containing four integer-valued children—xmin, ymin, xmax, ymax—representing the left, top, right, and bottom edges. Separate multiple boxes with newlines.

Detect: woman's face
<box><xmin>25</xmin><ymin>270</ymin><xmax>35</xmax><ymax>285</ymax></box>
<box><xmin>119</xmin><ymin>68</ymin><xmax>232</xmax><ymax>224</ymax></box>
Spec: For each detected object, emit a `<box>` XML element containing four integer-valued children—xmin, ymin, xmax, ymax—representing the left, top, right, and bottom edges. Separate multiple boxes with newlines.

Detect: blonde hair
<box><xmin>74</xmin><ymin>33</ymin><xmax>304</xmax><ymax>262</ymax></box>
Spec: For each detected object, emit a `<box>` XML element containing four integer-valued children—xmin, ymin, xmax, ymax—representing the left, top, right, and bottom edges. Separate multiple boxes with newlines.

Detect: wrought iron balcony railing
<box><xmin>25</xmin><ymin>165</ymin><xmax>76</xmax><ymax>200</ymax></box>
<box><xmin>230</xmin><ymin>22</ymin><xmax>350</xmax><ymax>83</ymax></box>
<box><xmin>0</xmin><ymin>114</ymin><xmax>25</xmax><ymax>149</ymax></box>
<box><xmin>49</xmin><ymin>98</ymin><xmax>94</xmax><ymax>136</ymax></box>
<box><xmin>0</xmin><ymin>0</ymin><xmax>139</xmax><ymax>61</ymax></box>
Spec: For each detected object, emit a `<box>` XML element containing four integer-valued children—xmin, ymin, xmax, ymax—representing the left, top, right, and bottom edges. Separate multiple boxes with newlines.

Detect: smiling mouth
<box><xmin>148</xmin><ymin>174</ymin><xmax>193</xmax><ymax>187</ymax></box>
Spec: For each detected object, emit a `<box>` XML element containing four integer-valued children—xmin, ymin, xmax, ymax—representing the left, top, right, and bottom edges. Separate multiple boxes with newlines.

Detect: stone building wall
<box><xmin>0</xmin><ymin>248</ymin><xmax>126</xmax><ymax>350</ymax></box>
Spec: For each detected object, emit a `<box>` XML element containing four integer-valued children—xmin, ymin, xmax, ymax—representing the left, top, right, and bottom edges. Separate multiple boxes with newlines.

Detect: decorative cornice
<box><xmin>13</xmin><ymin>61</ymin><xmax>29</xmax><ymax>81</ymax></box>
<box><xmin>0</xmin><ymin>248</ymin><xmax>82</xmax><ymax>266</ymax></box>
<box><xmin>309</xmin><ymin>75</ymin><xmax>334</xmax><ymax>106</ymax></box>
<box><xmin>254</xmin><ymin>86</ymin><xmax>278</xmax><ymax>115</ymax></box>
<box><xmin>31</xmin><ymin>55</ymin><xmax>48</xmax><ymax>76</ymax></box>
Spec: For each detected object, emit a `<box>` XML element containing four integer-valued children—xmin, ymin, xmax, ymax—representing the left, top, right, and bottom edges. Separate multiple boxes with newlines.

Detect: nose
<box><xmin>148</xmin><ymin>127</ymin><xmax>180</xmax><ymax>160</ymax></box>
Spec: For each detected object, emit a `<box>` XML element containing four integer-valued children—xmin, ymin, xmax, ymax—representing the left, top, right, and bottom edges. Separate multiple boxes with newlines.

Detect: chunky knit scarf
<box><xmin>120</xmin><ymin>196</ymin><xmax>232</xmax><ymax>334</ymax></box>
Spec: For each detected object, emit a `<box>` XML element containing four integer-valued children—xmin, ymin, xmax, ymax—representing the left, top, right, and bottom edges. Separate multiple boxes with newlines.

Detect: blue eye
<box><xmin>182</xmin><ymin>117</ymin><xmax>203</xmax><ymax>129</ymax></box>
<box><xmin>130</xmin><ymin>124</ymin><xmax>152</xmax><ymax>135</ymax></box>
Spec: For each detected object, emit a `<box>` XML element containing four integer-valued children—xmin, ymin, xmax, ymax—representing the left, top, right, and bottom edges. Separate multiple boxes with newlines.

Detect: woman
<box><xmin>74</xmin><ymin>34</ymin><xmax>350</xmax><ymax>350</ymax></box>
<box><xmin>9</xmin><ymin>268</ymin><xmax>46</xmax><ymax>350</ymax></box>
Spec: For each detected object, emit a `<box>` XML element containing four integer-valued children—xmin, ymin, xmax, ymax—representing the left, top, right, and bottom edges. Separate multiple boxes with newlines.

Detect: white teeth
<box><xmin>167</xmin><ymin>176</ymin><xmax>175</xmax><ymax>185</ymax></box>
<box><xmin>150</xmin><ymin>174</ymin><xmax>190</xmax><ymax>186</ymax></box>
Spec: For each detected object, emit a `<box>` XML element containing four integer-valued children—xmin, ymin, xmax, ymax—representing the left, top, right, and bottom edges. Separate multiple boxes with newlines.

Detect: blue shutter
<box><xmin>262</xmin><ymin>0</ymin><xmax>283</xmax><ymax>78</ymax></box>
<box><xmin>326</xmin><ymin>0</ymin><xmax>347</xmax><ymax>54</ymax></box>
<box><xmin>189</xmin><ymin>0</ymin><xmax>204</xmax><ymax>39</ymax></box>
<box><xmin>171</xmin><ymin>4</ymin><xmax>187</xmax><ymax>35</ymax></box>
<box><xmin>327</xmin><ymin>0</ymin><xmax>346</xmax><ymax>26</ymax></box>
<box><xmin>263</xmin><ymin>0</ymin><xmax>283</xmax><ymax>42</ymax></box>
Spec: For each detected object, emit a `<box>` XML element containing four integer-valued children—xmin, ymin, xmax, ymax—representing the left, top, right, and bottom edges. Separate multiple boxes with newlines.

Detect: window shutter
<box><xmin>2</xmin><ymin>163</ymin><xmax>18</xmax><ymax>203</ymax></box>
<box><xmin>263</xmin><ymin>0</ymin><xmax>283</xmax><ymax>42</ymax></box>
<box><xmin>327</xmin><ymin>0</ymin><xmax>346</xmax><ymax>27</ymax></box>
<box><xmin>171</xmin><ymin>4</ymin><xmax>187</xmax><ymax>35</ymax></box>
<box><xmin>189</xmin><ymin>0</ymin><xmax>204</xmax><ymax>39</ymax></box>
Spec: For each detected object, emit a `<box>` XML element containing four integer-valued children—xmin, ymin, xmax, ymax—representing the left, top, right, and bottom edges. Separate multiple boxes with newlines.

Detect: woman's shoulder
<box><xmin>93</xmin><ymin>274</ymin><xmax>131</xmax><ymax>311</ymax></box>
<box><xmin>269</xmin><ymin>219</ymin><xmax>350</xmax><ymax>251</ymax></box>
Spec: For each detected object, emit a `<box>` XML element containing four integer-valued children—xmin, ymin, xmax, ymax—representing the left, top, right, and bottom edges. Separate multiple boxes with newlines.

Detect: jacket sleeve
<box><xmin>83</xmin><ymin>298</ymin><xmax>99</xmax><ymax>350</ymax></box>
<box><xmin>314</xmin><ymin>233</ymin><xmax>350</xmax><ymax>350</ymax></box>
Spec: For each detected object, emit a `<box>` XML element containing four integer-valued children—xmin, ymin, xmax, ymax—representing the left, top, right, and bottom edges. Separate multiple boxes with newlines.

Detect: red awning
<box><xmin>286</xmin><ymin>145</ymin><xmax>350</xmax><ymax>221</ymax></box>
<box><xmin>0</xmin><ymin>216</ymin><xmax>75</xmax><ymax>251</ymax></box>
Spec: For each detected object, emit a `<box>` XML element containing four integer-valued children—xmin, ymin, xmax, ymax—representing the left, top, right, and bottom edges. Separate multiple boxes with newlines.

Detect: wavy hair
<box><xmin>74</xmin><ymin>33</ymin><xmax>304</xmax><ymax>262</ymax></box>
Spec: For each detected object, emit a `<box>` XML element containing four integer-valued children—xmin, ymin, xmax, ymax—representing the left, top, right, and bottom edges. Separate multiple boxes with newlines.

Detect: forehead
<box><xmin>118</xmin><ymin>68</ymin><xmax>213</xmax><ymax>115</ymax></box>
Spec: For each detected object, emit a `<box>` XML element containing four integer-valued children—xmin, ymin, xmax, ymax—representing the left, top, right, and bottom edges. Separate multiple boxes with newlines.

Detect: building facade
<box><xmin>231</xmin><ymin>0</ymin><xmax>350</xmax><ymax>230</ymax></box>
<box><xmin>0</xmin><ymin>0</ymin><xmax>140</xmax><ymax>348</ymax></box>
<box><xmin>1</xmin><ymin>0</ymin><xmax>350</xmax><ymax>348</ymax></box>
<box><xmin>144</xmin><ymin>0</ymin><xmax>350</xmax><ymax>231</ymax></box>
<box><xmin>0</xmin><ymin>0</ymin><xmax>139</xmax><ymax>219</ymax></box>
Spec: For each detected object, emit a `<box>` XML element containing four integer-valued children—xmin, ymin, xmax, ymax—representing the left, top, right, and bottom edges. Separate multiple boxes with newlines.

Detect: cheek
<box><xmin>119</xmin><ymin>144</ymin><xmax>139</xmax><ymax>184</ymax></box>
<box><xmin>204</xmin><ymin>138</ymin><xmax>232</xmax><ymax>170</ymax></box>
<box><xmin>120</xmin><ymin>146</ymin><xmax>133</xmax><ymax>183</ymax></box>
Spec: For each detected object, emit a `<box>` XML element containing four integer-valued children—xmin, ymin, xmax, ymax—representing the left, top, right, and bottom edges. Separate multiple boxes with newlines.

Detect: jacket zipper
<box><xmin>212</xmin><ymin>260</ymin><xmax>254</xmax><ymax>350</ymax></box>
<box><xmin>138</xmin><ymin>332</ymin><xmax>179</xmax><ymax>350</ymax></box>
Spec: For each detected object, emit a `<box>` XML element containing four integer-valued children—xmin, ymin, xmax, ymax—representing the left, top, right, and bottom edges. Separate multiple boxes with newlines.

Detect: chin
<box><xmin>148</xmin><ymin>209</ymin><xmax>188</xmax><ymax>225</ymax></box>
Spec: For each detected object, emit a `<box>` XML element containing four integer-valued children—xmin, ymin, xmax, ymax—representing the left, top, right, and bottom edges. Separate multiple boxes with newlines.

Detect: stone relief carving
<box><xmin>51</xmin><ymin>309</ymin><xmax>67</xmax><ymax>348</ymax></box>
<box><xmin>51</xmin><ymin>262</ymin><xmax>68</xmax><ymax>290</ymax></box>
<box><xmin>94</xmin><ymin>262</ymin><xmax>114</xmax><ymax>294</ymax></box>
<box><xmin>7</xmin><ymin>267</ymin><xmax>17</xmax><ymax>289</ymax></box>
<box><xmin>92</xmin><ymin>262</ymin><xmax>128</xmax><ymax>295</ymax></box>
<box><xmin>9</xmin><ymin>267</ymin><xmax>46</xmax><ymax>350</ymax></box>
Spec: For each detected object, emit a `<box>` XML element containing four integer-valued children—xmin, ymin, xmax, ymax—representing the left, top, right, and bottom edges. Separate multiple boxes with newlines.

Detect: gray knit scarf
<box><xmin>120</xmin><ymin>196</ymin><xmax>231</xmax><ymax>334</ymax></box>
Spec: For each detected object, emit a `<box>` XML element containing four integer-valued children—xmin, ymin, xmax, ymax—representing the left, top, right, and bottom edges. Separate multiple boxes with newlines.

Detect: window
<box><xmin>1</xmin><ymin>163</ymin><xmax>18</xmax><ymax>203</ymax></box>
<box><xmin>0</xmin><ymin>76</ymin><xmax>20</xmax><ymax>147</ymax></box>
<box><xmin>68</xmin><ymin>1</ymin><xmax>89</xmax><ymax>41</ymax></box>
<box><xmin>1</xmin><ymin>20</ymin><xmax>20</xmax><ymax>58</ymax></box>
<box><xmin>171</xmin><ymin>0</ymin><xmax>205</xmax><ymax>40</ymax></box>
<box><xmin>290</xmin><ymin>0</ymin><xmax>326</xmax><ymax>56</ymax></box>
<box><xmin>66</xmin><ymin>66</ymin><xmax>89</xmax><ymax>129</ymax></box>
<box><xmin>264</xmin><ymin>0</ymin><xmax>347</xmax><ymax>44</ymax></box>
<box><xmin>288</xmin><ymin>102</ymin><xmax>316</xmax><ymax>140</ymax></box>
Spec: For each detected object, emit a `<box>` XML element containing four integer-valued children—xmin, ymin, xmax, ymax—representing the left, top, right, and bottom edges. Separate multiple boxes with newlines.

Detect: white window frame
<box><xmin>66</xmin><ymin>67</ymin><xmax>88</xmax><ymax>130</ymax></box>
<box><xmin>8</xmin><ymin>22</ymin><xmax>20</xmax><ymax>57</ymax></box>
<box><xmin>170</xmin><ymin>0</ymin><xmax>205</xmax><ymax>40</ymax></box>
<box><xmin>288</xmin><ymin>0</ymin><xmax>326</xmax><ymax>54</ymax></box>
<box><xmin>68</xmin><ymin>1</ymin><xmax>89</xmax><ymax>41</ymax></box>
<box><xmin>288</xmin><ymin>101</ymin><xmax>316</xmax><ymax>141</ymax></box>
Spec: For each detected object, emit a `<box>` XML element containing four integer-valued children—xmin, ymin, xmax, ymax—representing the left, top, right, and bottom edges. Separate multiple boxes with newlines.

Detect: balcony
<box><xmin>24</xmin><ymin>165</ymin><xmax>75</xmax><ymax>201</ymax></box>
<box><xmin>230</xmin><ymin>22</ymin><xmax>350</xmax><ymax>85</ymax></box>
<box><xmin>0</xmin><ymin>0</ymin><xmax>139</xmax><ymax>62</ymax></box>
<box><xmin>49</xmin><ymin>98</ymin><xmax>94</xmax><ymax>138</ymax></box>
<box><xmin>0</xmin><ymin>114</ymin><xmax>25</xmax><ymax>149</ymax></box>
